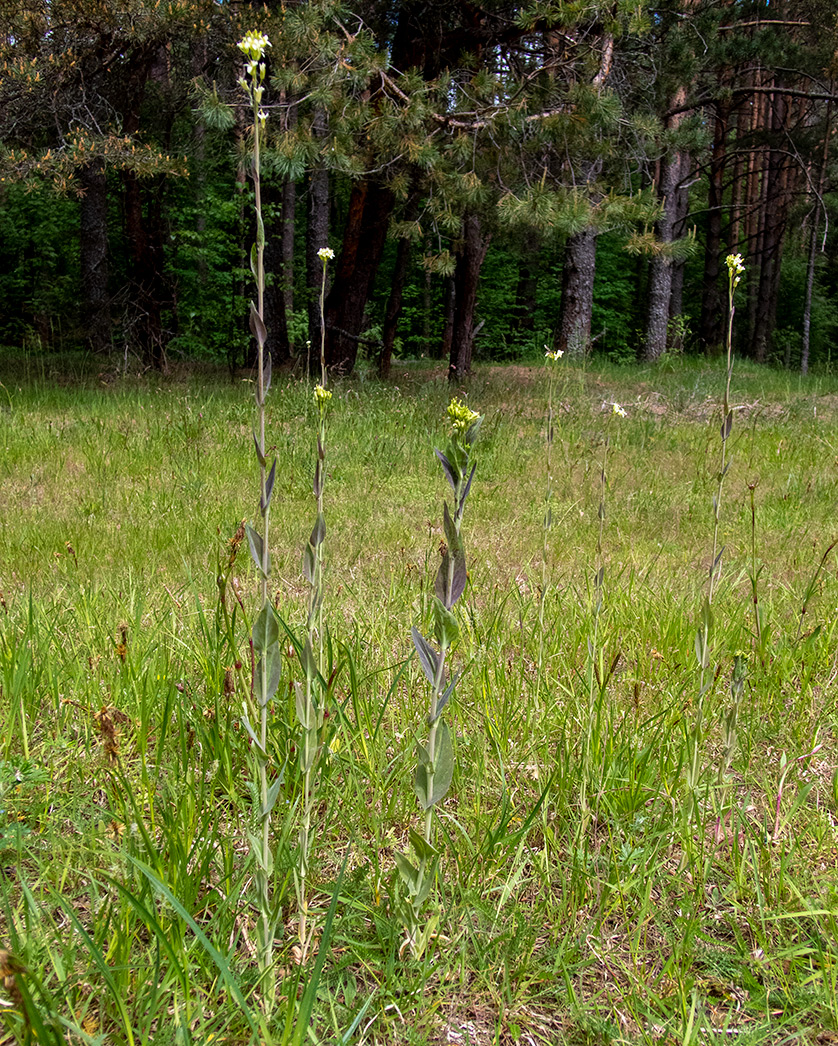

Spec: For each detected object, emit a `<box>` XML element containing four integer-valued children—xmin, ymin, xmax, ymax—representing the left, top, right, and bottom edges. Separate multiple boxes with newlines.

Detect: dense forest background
<box><xmin>1</xmin><ymin>0</ymin><xmax>837</xmax><ymax>378</ymax></box>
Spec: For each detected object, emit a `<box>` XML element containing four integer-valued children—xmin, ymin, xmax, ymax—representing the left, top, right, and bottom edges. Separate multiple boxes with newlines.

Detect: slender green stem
<box><xmin>298</xmin><ymin>256</ymin><xmax>331</xmax><ymax>957</ymax></box>
<box><xmin>238</xmin><ymin>30</ymin><xmax>276</xmax><ymax>1008</ymax></box>
<box><xmin>687</xmin><ymin>257</ymin><xmax>742</xmax><ymax>844</ymax></box>
<box><xmin>537</xmin><ymin>361</ymin><xmax>555</xmax><ymax>702</ymax></box>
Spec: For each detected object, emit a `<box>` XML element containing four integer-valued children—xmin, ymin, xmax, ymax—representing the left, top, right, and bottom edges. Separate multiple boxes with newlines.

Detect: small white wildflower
<box><xmin>726</xmin><ymin>253</ymin><xmax>745</xmax><ymax>288</ymax></box>
<box><xmin>612</xmin><ymin>402</ymin><xmax>627</xmax><ymax>418</ymax></box>
<box><xmin>318</xmin><ymin>247</ymin><xmax>335</xmax><ymax>262</ymax></box>
<box><xmin>238</xmin><ymin>32</ymin><xmax>271</xmax><ymax>62</ymax></box>
<box><xmin>545</xmin><ymin>346</ymin><xmax>564</xmax><ymax>361</ymax></box>
<box><xmin>314</xmin><ymin>384</ymin><xmax>332</xmax><ymax>406</ymax></box>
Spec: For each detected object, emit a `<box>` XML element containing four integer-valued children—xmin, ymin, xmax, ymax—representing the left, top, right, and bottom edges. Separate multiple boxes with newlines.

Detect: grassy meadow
<box><xmin>2</xmin><ymin>357</ymin><xmax>838</xmax><ymax>1044</ymax></box>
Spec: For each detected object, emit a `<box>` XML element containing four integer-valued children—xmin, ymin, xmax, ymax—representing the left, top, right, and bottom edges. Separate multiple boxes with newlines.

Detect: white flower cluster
<box><xmin>544</xmin><ymin>346</ymin><xmax>564</xmax><ymax>362</ymax></box>
<box><xmin>726</xmin><ymin>253</ymin><xmax>745</xmax><ymax>288</ymax></box>
<box><xmin>318</xmin><ymin>247</ymin><xmax>335</xmax><ymax>262</ymax></box>
<box><xmin>237</xmin><ymin>33</ymin><xmax>270</xmax><ymax>105</ymax></box>
<box><xmin>612</xmin><ymin>402</ymin><xmax>627</xmax><ymax>418</ymax></box>
<box><xmin>238</xmin><ymin>32</ymin><xmax>271</xmax><ymax>61</ymax></box>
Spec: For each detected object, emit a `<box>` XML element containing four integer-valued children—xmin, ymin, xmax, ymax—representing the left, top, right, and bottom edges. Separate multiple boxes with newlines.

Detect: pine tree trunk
<box><xmin>79</xmin><ymin>159</ymin><xmax>110</xmax><ymax>355</ymax></box>
<box><xmin>324</xmin><ymin>178</ymin><xmax>395</xmax><ymax>374</ymax></box>
<box><xmin>642</xmin><ymin>152</ymin><xmax>683</xmax><ymax>361</ymax></box>
<box><xmin>669</xmin><ymin>151</ymin><xmax>692</xmax><ymax>324</ymax></box>
<box><xmin>449</xmin><ymin>214</ymin><xmax>490</xmax><ymax>382</ymax></box>
<box><xmin>281</xmin><ymin>92</ymin><xmax>297</xmax><ymax>321</ymax></box>
<box><xmin>642</xmin><ymin>86</ymin><xmax>688</xmax><ymax>363</ymax></box>
<box><xmin>122</xmin><ymin>171</ymin><xmax>169</xmax><ymax>370</ymax></box>
<box><xmin>752</xmin><ymin>87</ymin><xmax>789</xmax><ymax>363</ymax></box>
<box><xmin>514</xmin><ymin>232</ymin><xmax>540</xmax><ymax>332</ymax></box>
<box><xmin>700</xmin><ymin>101</ymin><xmax>729</xmax><ymax>353</ymax></box>
<box><xmin>262</xmin><ymin>180</ymin><xmax>291</xmax><ymax>366</ymax></box>
<box><xmin>556</xmin><ymin>227</ymin><xmax>597</xmax><ymax>357</ymax></box>
<box><xmin>306</xmin><ymin>110</ymin><xmax>329</xmax><ymax>372</ymax></box>
<box><xmin>441</xmin><ymin>274</ymin><xmax>456</xmax><ymax>363</ymax></box>
<box><xmin>282</xmin><ymin>177</ymin><xmax>296</xmax><ymax>316</ymax></box>
<box><xmin>801</xmin><ymin>95</ymin><xmax>831</xmax><ymax>375</ymax></box>
<box><xmin>801</xmin><ymin>211</ymin><xmax>817</xmax><ymax>376</ymax></box>
<box><xmin>379</xmin><ymin>195</ymin><xmax>419</xmax><ymax>379</ymax></box>
<box><xmin>423</xmin><ymin>268</ymin><xmax>433</xmax><ymax>356</ymax></box>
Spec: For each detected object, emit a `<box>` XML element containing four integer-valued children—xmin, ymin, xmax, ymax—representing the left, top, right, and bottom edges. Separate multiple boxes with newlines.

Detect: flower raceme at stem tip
<box><xmin>314</xmin><ymin>384</ymin><xmax>332</xmax><ymax>406</ymax></box>
<box><xmin>447</xmin><ymin>397</ymin><xmax>480</xmax><ymax>435</ymax></box>
<box><xmin>612</xmin><ymin>402</ymin><xmax>627</xmax><ymax>418</ymax></box>
<box><xmin>545</xmin><ymin>347</ymin><xmax>564</xmax><ymax>361</ymax></box>
<box><xmin>238</xmin><ymin>32</ymin><xmax>271</xmax><ymax>62</ymax></box>
<box><xmin>726</xmin><ymin>252</ymin><xmax>745</xmax><ymax>288</ymax></box>
<box><xmin>318</xmin><ymin>247</ymin><xmax>335</xmax><ymax>262</ymax></box>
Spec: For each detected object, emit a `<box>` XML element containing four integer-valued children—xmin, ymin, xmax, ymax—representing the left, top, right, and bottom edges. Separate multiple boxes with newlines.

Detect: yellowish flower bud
<box><xmin>447</xmin><ymin>397</ymin><xmax>480</xmax><ymax>435</ymax></box>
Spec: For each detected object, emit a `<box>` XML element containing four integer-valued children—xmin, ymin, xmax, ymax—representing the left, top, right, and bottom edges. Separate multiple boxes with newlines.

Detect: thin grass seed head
<box><xmin>93</xmin><ymin>706</ymin><xmax>120</xmax><ymax>766</ymax></box>
<box><xmin>0</xmin><ymin>950</ymin><xmax>24</xmax><ymax>1017</ymax></box>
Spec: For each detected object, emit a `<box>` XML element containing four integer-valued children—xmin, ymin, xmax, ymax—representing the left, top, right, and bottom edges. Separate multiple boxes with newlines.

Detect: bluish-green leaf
<box><xmin>247</xmin><ymin>830</ymin><xmax>274</xmax><ymax>875</ymax></box>
<box><xmin>241</xmin><ymin>710</ymin><xmax>267</xmax><ymax>757</ymax></box>
<box><xmin>394</xmin><ymin>851</ymin><xmax>419</xmax><ymax>891</ymax></box>
<box><xmin>460</xmin><ymin>460</ymin><xmax>477</xmax><ymax>511</ymax></box>
<box><xmin>409</xmin><ymin>827</ymin><xmax>439</xmax><ymax>862</ymax></box>
<box><xmin>300</xmin><ymin>637</ymin><xmax>318</xmax><ymax>680</ymax></box>
<box><xmin>435</xmin><ymin>546</ymin><xmax>467</xmax><ymax>609</ymax></box>
<box><xmin>301</xmin><ymin>726</ymin><xmax>318</xmax><ymax>772</ymax></box>
<box><xmin>414</xmin><ymin>750</ymin><xmax>432</xmax><ymax>810</ymax></box>
<box><xmin>303</xmin><ymin>541</ymin><xmax>316</xmax><ymax>584</ymax></box>
<box><xmin>252</xmin><ymin>601</ymin><xmax>279</xmax><ymax>652</ymax></box>
<box><xmin>249</xmin><ymin>301</ymin><xmax>267</xmax><ymax>348</ymax></box>
<box><xmin>431</xmin><ymin>721</ymin><xmax>455</xmax><ymax>806</ymax></box>
<box><xmin>294</xmin><ymin>680</ymin><xmax>312</xmax><ymax>730</ymax></box>
<box><xmin>310</xmin><ymin>512</ymin><xmax>326</xmax><ymax>548</ymax></box>
<box><xmin>246</xmin><ymin>522</ymin><xmax>267</xmax><ymax>576</ymax></box>
<box><xmin>262</xmin><ymin>773</ymin><xmax>284</xmax><ymax>818</ymax></box>
<box><xmin>412</xmin><ymin>626</ymin><xmax>439</xmax><ymax>685</ymax></box>
<box><xmin>464</xmin><ymin>415</ymin><xmax>483</xmax><ymax>447</ymax></box>
<box><xmin>254</xmin><ymin>646</ymin><xmax>281</xmax><ymax>706</ymax></box>
<box><xmin>430</xmin><ymin>671</ymin><xmax>459</xmax><ymax>724</ymax></box>
<box><xmin>261</xmin><ymin>457</ymin><xmax>276</xmax><ymax>515</ymax></box>
<box><xmin>435</xmin><ymin>449</ymin><xmax>458</xmax><ymax>492</ymax></box>
<box><xmin>432</xmin><ymin>597</ymin><xmax>459</xmax><ymax>648</ymax></box>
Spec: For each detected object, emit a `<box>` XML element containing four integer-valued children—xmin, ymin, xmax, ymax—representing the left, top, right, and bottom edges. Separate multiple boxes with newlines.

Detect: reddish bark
<box><xmin>448</xmin><ymin>214</ymin><xmax>491</xmax><ymax>382</ymax></box>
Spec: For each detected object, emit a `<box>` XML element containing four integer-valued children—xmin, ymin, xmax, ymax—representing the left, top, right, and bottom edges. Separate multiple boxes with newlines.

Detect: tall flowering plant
<box><xmin>294</xmin><ymin>245</ymin><xmax>334</xmax><ymax>957</ymax></box>
<box><xmin>396</xmin><ymin>398</ymin><xmax>482</xmax><ymax>958</ymax></box>
<box><xmin>236</xmin><ymin>31</ymin><xmax>284</xmax><ymax>1010</ymax></box>
<box><xmin>686</xmin><ymin>253</ymin><xmax>745</xmax><ymax>832</ymax></box>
